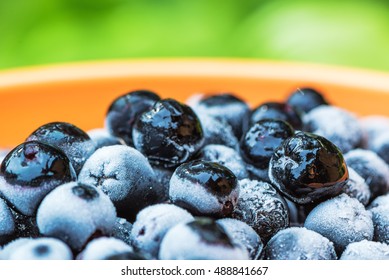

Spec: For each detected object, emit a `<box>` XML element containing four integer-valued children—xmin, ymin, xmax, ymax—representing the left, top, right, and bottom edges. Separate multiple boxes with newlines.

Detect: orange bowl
<box><xmin>1</xmin><ymin>58</ymin><xmax>389</xmax><ymax>149</ymax></box>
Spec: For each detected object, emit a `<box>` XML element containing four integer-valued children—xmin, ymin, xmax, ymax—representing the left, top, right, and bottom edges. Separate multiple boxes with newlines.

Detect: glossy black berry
<box><xmin>169</xmin><ymin>160</ymin><xmax>238</xmax><ymax>217</ymax></box>
<box><xmin>191</xmin><ymin>93</ymin><xmax>250</xmax><ymax>138</ymax></box>
<box><xmin>269</xmin><ymin>131</ymin><xmax>348</xmax><ymax>205</ymax></box>
<box><xmin>105</xmin><ymin>90</ymin><xmax>161</xmax><ymax>146</ymax></box>
<box><xmin>286</xmin><ymin>87</ymin><xmax>328</xmax><ymax>114</ymax></box>
<box><xmin>250</xmin><ymin>102</ymin><xmax>303</xmax><ymax>130</ymax></box>
<box><xmin>133</xmin><ymin>99</ymin><xmax>204</xmax><ymax>168</ymax></box>
<box><xmin>240</xmin><ymin>119</ymin><xmax>294</xmax><ymax>170</ymax></box>
<box><xmin>26</xmin><ymin>122</ymin><xmax>96</xmax><ymax>174</ymax></box>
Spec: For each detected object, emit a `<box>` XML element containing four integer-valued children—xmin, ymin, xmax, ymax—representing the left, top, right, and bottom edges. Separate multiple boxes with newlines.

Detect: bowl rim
<box><xmin>1</xmin><ymin>58</ymin><xmax>389</xmax><ymax>92</ymax></box>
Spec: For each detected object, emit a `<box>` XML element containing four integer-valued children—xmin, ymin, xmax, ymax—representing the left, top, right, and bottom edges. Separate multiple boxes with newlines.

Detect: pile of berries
<box><xmin>1</xmin><ymin>88</ymin><xmax>389</xmax><ymax>260</ymax></box>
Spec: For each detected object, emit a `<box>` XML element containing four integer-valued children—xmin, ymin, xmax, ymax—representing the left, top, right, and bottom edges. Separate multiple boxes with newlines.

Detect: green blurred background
<box><xmin>1</xmin><ymin>0</ymin><xmax>389</xmax><ymax>71</ymax></box>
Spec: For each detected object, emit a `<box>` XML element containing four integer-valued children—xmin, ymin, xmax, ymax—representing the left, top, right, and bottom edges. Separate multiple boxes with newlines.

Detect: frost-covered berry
<box><xmin>269</xmin><ymin>131</ymin><xmax>348</xmax><ymax>205</ymax></box>
<box><xmin>359</xmin><ymin>116</ymin><xmax>389</xmax><ymax>148</ymax></box>
<box><xmin>232</xmin><ymin>179</ymin><xmax>289</xmax><ymax>242</ymax></box>
<box><xmin>196</xmin><ymin>114</ymin><xmax>239</xmax><ymax>149</ymax></box>
<box><xmin>345</xmin><ymin>149</ymin><xmax>389</xmax><ymax>200</ymax></box>
<box><xmin>216</xmin><ymin>218</ymin><xmax>263</xmax><ymax>260</ymax></box>
<box><xmin>304</xmin><ymin>194</ymin><xmax>374</xmax><ymax>253</ymax></box>
<box><xmin>26</xmin><ymin>122</ymin><xmax>96</xmax><ymax>174</ymax></box>
<box><xmin>78</xmin><ymin>145</ymin><xmax>164</xmax><ymax>221</ymax></box>
<box><xmin>264</xmin><ymin>227</ymin><xmax>336</xmax><ymax>260</ymax></box>
<box><xmin>169</xmin><ymin>160</ymin><xmax>239</xmax><ymax>217</ymax></box>
<box><xmin>343</xmin><ymin>167</ymin><xmax>371</xmax><ymax>206</ymax></box>
<box><xmin>4</xmin><ymin>237</ymin><xmax>73</xmax><ymax>260</ymax></box>
<box><xmin>0</xmin><ymin>141</ymin><xmax>76</xmax><ymax>216</ymax></box>
<box><xmin>303</xmin><ymin>105</ymin><xmax>363</xmax><ymax>153</ymax></box>
<box><xmin>367</xmin><ymin>196</ymin><xmax>389</xmax><ymax>245</ymax></box>
<box><xmin>77</xmin><ymin>237</ymin><xmax>133</xmax><ymax>260</ymax></box>
<box><xmin>197</xmin><ymin>144</ymin><xmax>249</xmax><ymax>180</ymax></box>
<box><xmin>133</xmin><ymin>99</ymin><xmax>204</xmax><ymax>168</ymax></box>
<box><xmin>340</xmin><ymin>240</ymin><xmax>389</xmax><ymax>260</ymax></box>
<box><xmin>130</xmin><ymin>204</ymin><xmax>194</xmax><ymax>259</ymax></box>
<box><xmin>0</xmin><ymin>197</ymin><xmax>15</xmax><ymax>245</ymax></box>
<box><xmin>368</xmin><ymin>132</ymin><xmax>389</xmax><ymax>165</ymax></box>
<box><xmin>286</xmin><ymin>87</ymin><xmax>328</xmax><ymax>114</ymax></box>
<box><xmin>105</xmin><ymin>90</ymin><xmax>161</xmax><ymax>146</ymax></box>
<box><xmin>87</xmin><ymin>128</ymin><xmax>122</xmax><ymax>149</ymax></box>
<box><xmin>159</xmin><ymin>217</ymin><xmax>249</xmax><ymax>260</ymax></box>
<box><xmin>0</xmin><ymin>238</ymin><xmax>31</xmax><ymax>259</ymax></box>
<box><xmin>36</xmin><ymin>182</ymin><xmax>117</xmax><ymax>251</ymax></box>
<box><xmin>191</xmin><ymin>93</ymin><xmax>250</xmax><ymax>139</ymax></box>
<box><xmin>111</xmin><ymin>218</ymin><xmax>133</xmax><ymax>246</ymax></box>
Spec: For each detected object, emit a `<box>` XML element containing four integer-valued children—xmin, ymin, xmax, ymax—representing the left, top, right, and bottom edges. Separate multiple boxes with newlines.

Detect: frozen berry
<box><xmin>4</xmin><ymin>237</ymin><xmax>73</xmax><ymax>260</ymax></box>
<box><xmin>133</xmin><ymin>99</ymin><xmax>204</xmax><ymax>168</ymax></box>
<box><xmin>191</xmin><ymin>93</ymin><xmax>250</xmax><ymax>139</ymax></box>
<box><xmin>105</xmin><ymin>90</ymin><xmax>160</xmax><ymax>146</ymax></box>
<box><xmin>359</xmin><ymin>116</ymin><xmax>389</xmax><ymax>148</ymax></box>
<box><xmin>169</xmin><ymin>160</ymin><xmax>239</xmax><ymax>217</ymax></box>
<box><xmin>264</xmin><ymin>227</ymin><xmax>336</xmax><ymax>260</ymax></box>
<box><xmin>345</xmin><ymin>148</ymin><xmax>389</xmax><ymax>200</ymax></box>
<box><xmin>0</xmin><ymin>141</ymin><xmax>76</xmax><ymax>216</ymax></box>
<box><xmin>197</xmin><ymin>144</ymin><xmax>248</xmax><ymax>180</ymax></box>
<box><xmin>286</xmin><ymin>87</ymin><xmax>328</xmax><ymax>114</ymax></box>
<box><xmin>232</xmin><ymin>179</ymin><xmax>289</xmax><ymax>241</ymax></box>
<box><xmin>36</xmin><ymin>182</ymin><xmax>117</xmax><ymax>251</ymax></box>
<box><xmin>240</xmin><ymin>119</ymin><xmax>294</xmax><ymax>181</ymax></box>
<box><xmin>367</xmin><ymin>196</ymin><xmax>389</xmax><ymax>245</ymax></box>
<box><xmin>303</xmin><ymin>105</ymin><xmax>363</xmax><ymax>153</ymax></box>
<box><xmin>269</xmin><ymin>131</ymin><xmax>348</xmax><ymax>205</ymax></box>
<box><xmin>77</xmin><ymin>237</ymin><xmax>133</xmax><ymax>260</ymax></box>
<box><xmin>304</xmin><ymin>194</ymin><xmax>374</xmax><ymax>254</ymax></box>
<box><xmin>250</xmin><ymin>102</ymin><xmax>303</xmax><ymax>130</ymax></box>
<box><xmin>158</xmin><ymin>217</ymin><xmax>249</xmax><ymax>260</ymax></box>
<box><xmin>368</xmin><ymin>132</ymin><xmax>389</xmax><ymax>165</ymax></box>
<box><xmin>87</xmin><ymin>128</ymin><xmax>122</xmax><ymax>149</ymax></box>
<box><xmin>78</xmin><ymin>145</ymin><xmax>164</xmax><ymax>221</ymax></box>
<box><xmin>343</xmin><ymin>167</ymin><xmax>371</xmax><ymax>206</ymax></box>
<box><xmin>130</xmin><ymin>204</ymin><xmax>194</xmax><ymax>259</ymax></box>
<box><xmin>340</xmin><ymin>240</ymin><xmax>389</xmax><ymax>260</ymax></box>
<box><xmin>216</xmin><ymin>218</ymin><xmax>263</xmax><ymax>260</ymax></box>
<box><xmin>26</xmin><ymin>122</ymin><xmax>96</xmax><ymax>174</ymax></box>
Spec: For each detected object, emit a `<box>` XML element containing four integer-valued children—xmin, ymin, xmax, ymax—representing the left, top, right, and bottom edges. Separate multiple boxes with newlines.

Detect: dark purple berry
<box><xmin>26</xmin><ymin>122</ymin><xmax>96</xmax><ymax>174</ymax></box>
<box><xmin>133</xmin><ymin>99</ymin><xmax>204</xmax><ymax>168</ymax></box>
<box><xmin>169</xmin><ymin>160</ymin><xmax>238</xmax><ymax>217</ymax></box>
<box><xmin>105</xmin><ymin>90</ymin><xmax>161</xmax><ymax>146</ymax></box>
<box><xmin>269</xmin><ymin>131</ymin><xmax>348</xmax><ymax>205</ymax></box>
<box><xmin>250</xmin><ymin>102</ymin><xmax>303</xmax><ymax>130</ymax></box>
<box><xmin>286</xmin><ymin>87</ymin><xmax>328</xmax><ymax>114</ymax></box>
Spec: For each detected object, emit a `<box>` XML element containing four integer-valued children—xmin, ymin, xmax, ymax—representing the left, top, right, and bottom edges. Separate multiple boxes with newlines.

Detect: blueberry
<box><xmin>303</xmin><ymin>105</ymin><xmax>363</xmax><ymax>153</ymax></box>
<box><xmin>368</xmin><ymin>132</ymin><xmax>389</xmax><ymax>165</ymax></box>
<box><xmin>232</xmin><ymin>179</ymin><xmax>289</xmax><ymax>242</ymax></box>
<box><xmin>240</xmin><ymin>119</ymin><xmax>294</xmax><ymax>181</ymax></box>
<box><xmin>340</xmin><ymin>240</ymin><xmax>389</xmax><ymax>260</ymax></box>
<box><xmin>169</xmin><ymin>160</ymin><xmax>239</xmax><ymax>217</ymax></box>
<box><xmin>304</xmin><ymin>194</ymin><xmax>374</xmax><ymax>254</ymax></box>
<box><xmin>78</xmin><ymin>145</ymin><xmax>164</xmax><ymax>221</ymax></box>
<box><xmin>197</xmin><ymin>144</ymin><xmax>249</xmax><ymax>180</ymax></box>
<box><xmin>286</xmin><ymin>87</ymin><xmax>328</xmax><ymax>114</ymax></box>
<box><xmin>0</xmin><ymin>141</ymin><xmax>77</xmax><ymax>216</ymax></box>
<box><xmin>196</xmin><ymin>114</ymin><xmax>239</xmax><ymax>149</ymax></box>
<box><xmin>343</xmin><ymin>167</ymin><xmax>371</xmax><ymax>206</ymax></box>
<box><xmin>77</xmin><ymin>237</ymin><xmax>133</xmax><ymax>260</ymax></box>
<box><xmin>216</xmin><ymin>218</ymin><xmax>263</xmax><ymax>260</ymax></box>
<box><xmin>344</xmin><ymin>148</ymin><xmax>389</xmax><ymax>200</ymax></box>
<box><xmin>250</xmin><ymin>102</ymin><xmax>303</xmax><ymax>130</ymax></box>
<box><xmin>111</xmin><ymin>218</ymin><xmax>133</xmax><ymax>246</ymax></box>
<box><xmin>133</xmin><ymin>99</ymin><xmax>204</xmax><ymax>168</ymax></box>
<box><xmin>26</xmin><ymin>122</ymin><xmax>96</xmax><ymax>174</ymax></box>
<box><xmin>0</xmin><ymin>238</ymin><xmax>31</xmax><ymax>259</ymax></box>
<box><xmin>130</xmin><ymin>204</ymin><xmax>194</xmax><ymax>259</ymax></box>
<box><xmin>367</xmin><ymin>195</ymin><xmax>389</xmax><ymax>245</ymax></box>
<box><xmin>269</xmin><ymin>131</ymin><xmax>348</xmax><ymax>205</ymax></box>
<box><xmin>36</xmin><ymin>182</ymin><xmax>117</xmax><ymax>251</ymax></box>
<box><xmin>264</xmin><ymin>227</ymin><xmax>336</xmax><ymax>260</ymax></box>
<box><xmin>0</xmin><ymin>197</ymin><xmax>15</xmax><ymax>245</ymax></box>
<box><xmin>4</xmin><ymin>237</ymin><xmax>73</xmax><ymax>260</ymax></box>
<box><xmin>191</xmin><ymin>93</ymin><xmax>250</xmax><ymax>139</ymax></box>
<box><xmin>158</xmin><ymin>217</ymin><xmax>249</xmax><ymax>260</ymax></box>
<box><xmin>105</xmin><ymin>90</ymin><xmax>161</xmax><ymax>146</ymax></box>
<box><xmin>359</xmin><ymin>116</ymin><xmax>389</xmax><ymax>148</ymax></box>
<box><xmin>87</xmin><ymin>128</ymin><xmax>122</xmax><ymax>149</ymax></box>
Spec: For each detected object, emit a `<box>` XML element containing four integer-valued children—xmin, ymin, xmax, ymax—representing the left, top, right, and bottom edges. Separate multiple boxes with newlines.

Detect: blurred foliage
<box><xmin>1</xmin><ymin>0</ymin><xmax>389</xmax><ymax>71</ymax></box>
